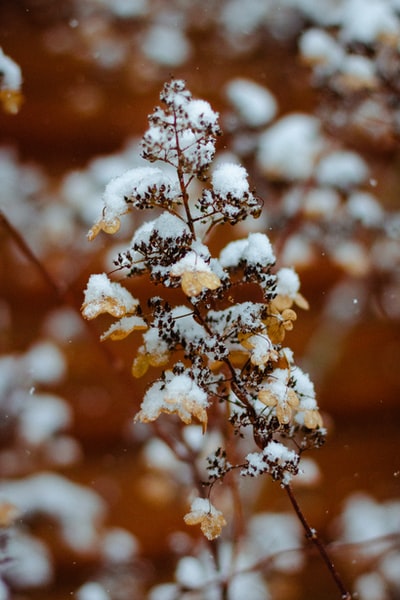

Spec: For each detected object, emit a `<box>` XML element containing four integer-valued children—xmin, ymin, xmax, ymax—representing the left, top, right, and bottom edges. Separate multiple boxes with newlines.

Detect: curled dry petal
<box><xmin>87</xmin><ymin>217</ymin><xmax>121</xmax><ymax>241</ymax></box>
<box><xmin>132</xmin><ymin>348</ymin><xmax>170</xmax><ymax>378</ymax></box>
<box><xmin>100</xmin><ymin>316</ymin><xmax>147</xmax><ymax>341</ymax></box>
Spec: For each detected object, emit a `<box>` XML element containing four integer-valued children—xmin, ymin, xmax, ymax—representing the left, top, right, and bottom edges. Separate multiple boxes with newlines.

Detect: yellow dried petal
<box><xmin>181</xmin><ymin>271</ymin><xmax>221</xmax><ymax>297</ymax></box>
<box><xmin>87</xmin><ymin>217</ymin><xmax>121</xmax><ymax>241</ymax></box>
<box><xmin>132</xmin><ymin>354</ymin><xmax>150</xmax><ymax>378</ymax></box>
<box><xmin>295</xmin><ymin>292</ymin><xmax>309</xmax><ymax>310</ymax></box>
<box><xmin>101</xmin><ymin>316</ymin><xmax>147</xmax><ymax>341</ymax></box>
<box><xmin>272</xmin><ymin>295</ymin><xmax>294</xmax><ymax>311</ymax></box>
<box><xmin>0</xmin><ymin>89</ymin><xmax>23</xmax><ymax>114</ymax></box>
<box><xmin>304</xmin><ymin>409</ymin><xmax>323</xmax><ymax>429</ymax></box>
<box><xmin>82</xmin><ymin>297</ymin><xmax>126</xmax><ymax>320</ymax></box>
<box><xmin>286</xmin><ymin>389</ymin><xmax>300</xmax><ymax>408</ymax></box>
<box><xmin>184</xmin><ymin>504</ymin><xmax>227</xmax><ymax>540</ymax></box>
<box><xmin>0</xmin><ymin>502</ymin><xmax>19</xmax><ymax>527</ymax></box>
<box><xmin>282</xmin><ymin>308</ymin><xmax>297</xmax><ymax>324</ymax></box>
<box><xmin>264</xmin><ymin>317</ymin><xmax>286</xmax><ymax>344</ymax></box>
<box><xmin>258</xmin><ymin>389</ymin><xmax>277</xmax><ymax>406</ymax></box>
<box><xmin>276</xmin><ymin>402</ymin><xmax>293</xmax><ymax>425</ymax></box>
<box><xmin>238</xmin><ymin>332</ymin><xmax>254</xmax><ymax>350</ymax></box>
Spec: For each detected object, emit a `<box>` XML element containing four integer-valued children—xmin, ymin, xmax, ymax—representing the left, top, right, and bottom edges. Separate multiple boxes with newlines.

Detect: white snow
<box><xmin>101</xmin><ymin>528</ymin><xmax>139</xmax><ymax>563</ymax></box>
<box><xmin>186</xmin><ymin>99</ymin><xmax>219</xmax><ymax>131</ymax></box>
<box><xmin>225</xmin><ymin>78</ymin><xmax>277</xmax><ymax>127</ymax></box>
<box><xmin>340</xmin><ymin>0</ymin><xmax>399</xmax><ymax>44</ymax></box>
<box><xmin>141</xmin><ymin>24</ymin><xmax>191</xmax><ymax>67</ymax></box>
<box><xmin>257</xmin><ymin>114</ymin><xmax>325</xmax><ymax>181</ymax></box>
<box><xmin>354</xmin><ymin>573</ymin><xmax>386</xmax><ymax>600</ymax></box>
<box><xmin>299</xmin><ymin>28</ymin><xmax>344</xmax><ymax>72</ymax></box>
<box><xmin>275</xmin><ymin>267</ymin><xmax>300</xmax><ymax>298</ymax></box>
<box><xmin>23</xmin><ymin>341</ymin><xmax>67</xmax><ymax>385</ymax></box>
<box><xmin>347</xmin><ymin>191</ymin><xmax>384</xmax><ymax>226</ymax></box>
<box><xmin>17</xmin><ymin>393</ymin><xmax>71</xmax><ymax>446</ymax></box>
<box><xmin>303</xmin><ymin>187</ymin><xmax>340</xmax><ymax>218</ymax></box>
<box><xmin>338</xmin><ymin>55</ymin><xmax>378</xmax><ymax>89</ymax></box>
<box><xmin>316</xmin><ymin>150</ymin><xmax>368</xmax><ymax>189</ymax></box>
<box><xmin>0</xmin><ymin>47</ymin><xmax>22</xmax><ymax>90</ymax></box>
<box><xmin>219</xmin><ymin>232</ymin><xmax>275</xmax><ymax>267</ymax></box>
<box><xmin>82</xmin><ymin>273</ymin><xmax>139</xmax><ymax>319</ymax></box>
<box><xmin>212</xmin><ymin>162</ymin><xmax>250</xmax><ymax>198</ymax></box>
<box><xmin>170</xmin><ymin>251</ymin><xmax>212</xmax><ymax>276</ymax></box>
<box><xmin>2</xmin><ymin>531</ymin><xmax>52</xmax><ymax>588</ymax></box>
<box><xmin>102</xmin><ymin>166</ymin><xmax>178</xmax><ymax>221</ymax></box>
<box><xmin>76</xmin><ymin>582</ymin><xmax>111</xmax><ymax>600</ymax></box>
<box><xmin>0</xmin><ymin>473</ymin><xmax>106</xmax><ymax>552</ymax></box>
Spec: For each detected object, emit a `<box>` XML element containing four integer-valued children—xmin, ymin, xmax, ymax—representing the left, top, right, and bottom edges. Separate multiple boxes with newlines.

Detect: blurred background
<box><xmin>0</xmin><ymin>1</ymin><xmax>400</xmax><ymax>598</ymax></box>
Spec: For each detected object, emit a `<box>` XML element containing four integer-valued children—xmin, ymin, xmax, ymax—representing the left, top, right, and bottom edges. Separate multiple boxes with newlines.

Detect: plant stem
<box><xmin>284</xmin><ymin>483</ymin><xmax>352</xmax><ymax>600</ymax></box>
<box><xmin>0</xmin><ymin>210</ymin><xmax>62</xmax><ymax>298</ymax></box>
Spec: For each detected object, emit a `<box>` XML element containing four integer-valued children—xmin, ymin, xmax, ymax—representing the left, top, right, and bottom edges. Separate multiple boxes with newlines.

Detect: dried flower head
<box><xmin>184</xmin><ymin>497</ymin><xmax>227</xmax><ymax>540</ymax></box>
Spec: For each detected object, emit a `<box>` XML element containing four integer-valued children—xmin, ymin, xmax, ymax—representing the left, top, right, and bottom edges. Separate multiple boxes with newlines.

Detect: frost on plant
<box><xmin>82</xmin><ymin>79</ymin><xmax>326</xmax><ymax>542</ymax></box>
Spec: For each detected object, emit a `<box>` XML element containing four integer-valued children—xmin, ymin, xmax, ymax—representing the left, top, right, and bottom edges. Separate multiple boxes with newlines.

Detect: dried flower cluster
<box><xmin>82</xmin><ymin>79</ymin><xmax>326</xmax><ymax>541</ymax></box>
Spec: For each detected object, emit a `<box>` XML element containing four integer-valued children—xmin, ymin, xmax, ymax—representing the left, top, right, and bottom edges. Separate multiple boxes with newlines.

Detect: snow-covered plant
<box><xmin>0</xmin><ymin>47</ymin><xmax>23</xmax><ymax>115</ymax></box>
<box><xmin>82</xmin><ymin>79</ymin><xmax>351</xmax><ymax>598</ymax></box>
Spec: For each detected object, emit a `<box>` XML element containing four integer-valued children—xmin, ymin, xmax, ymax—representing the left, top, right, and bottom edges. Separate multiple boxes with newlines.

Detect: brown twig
<box><xmin>284</xmin><ymin>483</ymin><xmax>352</xmax><ymax>599</ymax></box>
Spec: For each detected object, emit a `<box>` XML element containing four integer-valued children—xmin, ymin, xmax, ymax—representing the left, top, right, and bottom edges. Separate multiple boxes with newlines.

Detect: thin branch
<box><xmin>0</xmin><ymin>210</ymin><xmax>63</xmax><ymax>299</ymax></box>
<box><xmin>284</xmin><ymin>483</ymin><xmax>352</xmax><ymax>600</ymax></box>
<box><xmin>0</xmin><ymin>210</ymin><xmax>123</xmax><ymax>371</ymax></box>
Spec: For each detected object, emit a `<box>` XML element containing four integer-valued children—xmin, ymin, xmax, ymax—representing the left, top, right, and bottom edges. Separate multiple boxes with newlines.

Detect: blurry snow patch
<box><xmin>92</xmin><ymin>0</ymin><xmax>148</xmax><ymax>18</ymax></box>
<box><xmin>299</xmin><ymin>28</ymin><xmax>344</xmax><ymax>75</ymax></box>
<box><xmin>340</xmin><ymin>0</ymin><xmax>399</xmax><ymax>44</ymax></box>
<box><xmin>316</xmin><ymin>150</ymin><xmax>368</xmax><ymax>189</ymax></box>
<box><xmin>248</xmin><ymin>512</ymin><xmax>303</xmax><ymax>572</ymax></box>
<box><xmin>281</xmin><ymin>234</ymin><xmax>315</xmax><ymax>268</ymax></box>
<box><xmin>257</xmin><ymin>114</ymin><xmax>325</xmax><ymax>181</ymax></box>
<box><xmin>337</xmin><ymin>55</ymin><xmax>378</xmax><ymax>90</ymax></box>
<box><xmin>141</xmin><ymin>25</ymin><xmax>190</xmax><ymax>66</ymax></box>
<box><xmin>292</xmin><ymin>0</ymin><xmax>346</xmax><ymax>26</ymax></box>
<box><xmin>2</xmin><ymin>531</ymin><xmax>52</xmax><ymax>589</ymax></box>
<box><xmin>0</xmin><ymin>473</ymin><xmax>106</xmax><ymax>552</ymax></box>
<box><xmin>42</xmin><ymin>307</ymin><xmax>86</xmax><ymax>342</ymax></box>
<box><xmin>229</xmin><ymin>571</ymin><xmax>270</xmax><ymax>600</ymax></box>
<box><xmin>148</xmin><ymin>584</ymin><xmax>179</xmax><ymax>600</ymax></box>
<box><xmin>303</xmin><ymin>187</ymin><xmax>340</xmax><ymax>218</ymax></box>
<box><xmin>340</xmin><ymin>493</ymin><xmax>400</xmax><ymax>555</ymax></box>
<box><xmin>143</xmin><ymin>438</ymin><xmax>183</xmax><ymax>473</ymax></box>
<box><xmin>43</xmin><ymin>435</ymin><xmax>81</xmax><ymax>467</ymax></box>
<box><xmin>354</xmin><ymin>572</ymin><xmax>386</xmax><ymax>600</ymax></box>
<box><xmin>17</xmin><ymin>392</ymin><xmax>71</xmax><ymax>446</ymax></box>
<box><xmin>331</xmin><ymin>240</ymin><xmax>370</xmax><ymax>276</ymax></box>
<box><xmin>346</xmin><ymin>192</ymin><xmax>384</xmax><ymax>227</ymax></box>
<box><xmin>219</xmin><ymin>0</ymin><xmax>269</xmax><ymax>35</ymax></box>
<box><xmin>380</xmin><ymin>551</ymin><xmax>400</xmax><ymax>588</ymax></box>
<box><xmin>0</xmin><ymin>579</ymin><xmax>9</xmax><ymax>600</ymax></box>
<box><xmin>100</xmin><ymin>528</ymin><xmax>139</xmax><ymax>564</ymax></box>
<box><xmin>0</xmin><ymin>47</ymin><xmax>22</xmax><ymax>90</ymax></box>
<box><xmin>324</xmin><ymin>280</ymin><xmax>366</xmax><ymax>322</ymax></box>
<box><xmin>296</xmin><ymin>457</ymin><xmax>321</xmax><ymax>486</ymax></box>
<box><xmin>225</xmin><ymin>78</ymin><xmax>277</xmax><ymax>127</ymax></box>
<box><xmin>76</xmin><ymin>582</ymin><xmax>111</xmax><ymax>600</ymax></box>
<box><xmin>22</xmin><ymin>341</ymin><xmax>67</xmax><ymax>385</ymax></box>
